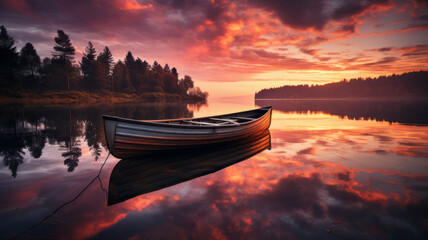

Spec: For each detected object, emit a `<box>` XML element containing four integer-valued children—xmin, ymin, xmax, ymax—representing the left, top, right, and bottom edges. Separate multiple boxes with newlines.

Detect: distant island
<box><xmin>0</xmin><ymin>26</ymin><xmax>208</xmax><ymax>104</ymax></box>
<box><xmin>255</xmin><ymin>70</ymin><xmax>428</xmax><ymax>99</ymax></box>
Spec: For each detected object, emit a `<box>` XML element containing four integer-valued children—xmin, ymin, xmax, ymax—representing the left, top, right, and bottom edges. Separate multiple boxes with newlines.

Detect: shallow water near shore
<box><xmin>0</xmin><ymin>99</ymin><xmax>427</xmax><ymax>239</ymax></box>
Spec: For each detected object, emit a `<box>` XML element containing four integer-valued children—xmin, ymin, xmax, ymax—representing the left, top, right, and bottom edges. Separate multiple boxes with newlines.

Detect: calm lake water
<box><xmin>0</xmin><ymin>99</ymin><xmax>427</xmax><ymax>239</ymax></box>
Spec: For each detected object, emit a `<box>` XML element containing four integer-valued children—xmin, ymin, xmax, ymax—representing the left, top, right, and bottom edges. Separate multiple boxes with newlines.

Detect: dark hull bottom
<box><xmin>113</xmin><ymin>128</ymin><xmax>270</xmax><ymax>158</ymax></box>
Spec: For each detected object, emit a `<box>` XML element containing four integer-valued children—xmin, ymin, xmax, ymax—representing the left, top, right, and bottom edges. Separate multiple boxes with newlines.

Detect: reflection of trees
<box><xmin>28</xmin><ymin>133</ymin><xmax>46</xmax><ymax>159</ymax></box>
<box><xmin>0</xmin><ymin>102</ymin><xmax>196</xmax><ymax>175</ymax></box>
<box><xmin>0</xmin><ymin>105</ymin><xmax>26</xmax><ymax>177</ymax></box>
<box><xmin>256</xmin><ymin>99</ymin><xmax>428</xmax><ymax>124</ymax></box>
<box><xmin>61</xmin><ymin>141</ymin><xmax>82</xmax><ymax>172</ymax></box>
<box><xmin>0</xmin><ymin>135</ymin><xmax>25</xmax><ymax>178</ymax></box>
<box><xmin>60</xmin><ymin>105</ymin><xmax>82</xmax><ymax>172</ymax></box>
<box><xmin>25</xmin><ymin>122</ymin><xmax>46</xmax><ymax>159</ymax></box>
<box><xmin>85</xmin><ymin>120</ymin><xmax>101</xmax><ymax>161</ymax></box>
<box><xmin>187</xmin><ymin>102</ymin><xmax>208</xmax><ymax>112</ymax></box>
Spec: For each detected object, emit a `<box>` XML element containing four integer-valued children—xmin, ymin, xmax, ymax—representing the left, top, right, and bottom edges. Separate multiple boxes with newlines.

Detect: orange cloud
<box><xmin>117</xmin><ymin>0</ymin><xmax>153</xmax><ymax>11</ymax></box>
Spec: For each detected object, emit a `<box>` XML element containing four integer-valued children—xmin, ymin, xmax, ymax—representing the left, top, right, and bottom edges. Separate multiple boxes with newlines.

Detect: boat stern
<box><xmin>103</xmin><ymin>116</ymin><xmax>117</xmax><ymax>156</ymax></box>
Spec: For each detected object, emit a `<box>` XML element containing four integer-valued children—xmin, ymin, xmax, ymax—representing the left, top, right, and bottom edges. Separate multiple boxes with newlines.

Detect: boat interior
<box><xmin>159</xmin><ymin>108</ymin><xmax>269</xmax><ymax>127</ymax></box>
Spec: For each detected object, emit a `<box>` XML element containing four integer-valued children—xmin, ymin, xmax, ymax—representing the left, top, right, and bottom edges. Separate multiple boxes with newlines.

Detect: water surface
<box><xmin>0</xmin><ymin>100</ymin><xmax>427</xmax><ymax>239</ymax></box>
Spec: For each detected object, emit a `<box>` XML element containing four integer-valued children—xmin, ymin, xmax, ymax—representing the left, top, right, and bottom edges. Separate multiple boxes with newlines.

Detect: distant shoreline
<box><xmin>0</xmin><ymin>89</ymin><xmax>207</xmax><ymax>105</ymax></box>
<box><xmin>255</xmin><ymin>71</ymin><xmax>428</xmax><ymax>100</ymax></box>
<box><xmin>255</xmin><ymin>97</ymin><xmax>428</xmax><ymax>101</ymax></box>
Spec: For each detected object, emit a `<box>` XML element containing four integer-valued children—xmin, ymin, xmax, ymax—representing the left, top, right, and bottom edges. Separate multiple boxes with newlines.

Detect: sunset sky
<box><xmin>1</xmin><ymin>0</ymin><xmax>427</xmax><ymax>98</ymax></box>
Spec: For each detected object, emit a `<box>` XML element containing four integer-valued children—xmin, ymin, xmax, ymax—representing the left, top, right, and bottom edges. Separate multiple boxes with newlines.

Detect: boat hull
<box><xmin>103</xmin><ymin>107</ymin><xmax>272</xmax><ymax>158</ymax></box>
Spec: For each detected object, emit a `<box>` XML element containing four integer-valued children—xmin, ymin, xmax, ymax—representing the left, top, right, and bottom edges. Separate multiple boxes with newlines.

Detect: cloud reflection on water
<box><xmin>0</xmin><ymin>102</ymin><xmax>427</xmax><ymax>239</ymax></box>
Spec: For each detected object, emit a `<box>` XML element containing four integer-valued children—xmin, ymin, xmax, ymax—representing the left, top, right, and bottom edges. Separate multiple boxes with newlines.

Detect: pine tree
<box><xmin>151</xmin><ymin>61</ymin><xmax>164</xmax><ymax>92</ymax></box>
<box><xmin>171</xmin><ymin>67</ymin><xmax>178</xmax><ymax>78</ymax></box>
<box><xmin>113</xmin><ymin>60</ymin><xmax>134</xmax><ymax>93</ymax></box>
<box><xmin>52</xmin><ymin>30</ymin><xmax>75</xmax><ymax>94</ymax></box>
<box><xmin>124</xmin><ymin>51</ymin><xmax>136</xmax><ymax>92</ymax></box>
<box><xmin>164</xmin><ymin>63</ymin><xmax>170</xmax><ymax>73</ymax></box>
<box><xmin>19</xmin><ymin>42</ymin><xmax>41</xmax><ymax>88</ymax></box>
<box><xmin>99</xmin><ymin>46</ymin><xmax>114</xmax><ymax>74</ymax></box>
<box><xmin>80</xmin><ymin>42</ymin><xmax>96</xmax><ymax>91</ymax></box>
<box><xmin>97</xmin><ymin>46</ymin><xmax>114</xmax><ymax>90</ymax></box>
<box><xmin>84</xmin><ymin>42</ymin><xmax>96</xmax><ymax>60</ymax></box>
<box><xmin>0</xmin><ymin>26</ymin><xmax>19</xmax><ymax>88</ymax></box>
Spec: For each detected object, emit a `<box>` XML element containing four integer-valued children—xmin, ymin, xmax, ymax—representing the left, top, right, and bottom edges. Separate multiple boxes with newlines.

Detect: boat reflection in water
<box><xmin>108</xmin><ymin>130</ymin><xmax>271</xmax><ymax>205</ymax></box>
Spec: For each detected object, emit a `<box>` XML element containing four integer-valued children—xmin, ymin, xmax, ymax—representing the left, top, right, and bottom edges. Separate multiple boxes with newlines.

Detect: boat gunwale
<box><xmin>103</xmin><ymin>106</ymin><xmax>272</xmax><ymax>129</ymax></box>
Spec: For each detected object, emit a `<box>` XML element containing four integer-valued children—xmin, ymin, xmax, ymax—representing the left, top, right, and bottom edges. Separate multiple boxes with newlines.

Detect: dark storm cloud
<box><xmin>331</xmin><ymin>0</ymin><xmax>390</xmax><ymax>21</ymax></box>
<box><xmin>249</xmin><ymin>0</ymin><xmax>329</xmax><ymax>30</ymax></box>
<box><xmin>248</xmin><ymin>0</ymin><xmax>391</xmax><ymax>31</ymax></box>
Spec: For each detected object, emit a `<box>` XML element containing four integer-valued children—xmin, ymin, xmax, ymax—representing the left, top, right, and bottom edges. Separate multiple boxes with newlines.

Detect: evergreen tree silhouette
<box><xmin>163</xmin><ymin>63</ymin><xmax>170</xmax><ymax>73</ymax></box>
<box><xmin>19</xmin><ymin>42</ymin><xmax>41</xmax><ymax>88</ymax></box>
<box><xmin>171</xmin><ymin>67</ymin><xmax>178</xmax><ymax>78</ymax></box>
<box><xmin>52</xmin><ymin>30</ymin><xmax>75</xmax><ymax>94</ymax></box>
<box><xmin>80</xmin><ymin>42</ymin><xmax>97</xmax><ymax>91</ymax></box>
<box><xmin>0</xmin><ymin>26</ymin><xmax>19</xmax><ymax>88</ymax></box>
<box><xmin>96</xmin><ymin>46</ymin><xmax>114</xmax><ymax>90</ymax></box>
<box><xmin>134</xmin><ymin>57</ymin><xmax>149</xmax><ymax>93</ymax></box>
<box><xmin>114</xmin><ymin>59</ymin><xmax>134</xmax><ymax>92</ymax></box>
<box><xmin>151</xmin><ymin>61</ymin><xmax>164</xmax><ymax>92</ymax></box>
<box><xmin>124</xmin><ymin>51</ymin><xmax>137</xmax><ymax>92</ymax></box>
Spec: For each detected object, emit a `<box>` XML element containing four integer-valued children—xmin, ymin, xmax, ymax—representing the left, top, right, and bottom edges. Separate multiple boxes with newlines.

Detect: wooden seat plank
<box><xmin>232</xmin><ymin>117</ymin><xmax>256</xmax><ymax>121</ymax></box>
<box><xmin>210</xmin><ymin>118</ymin><xmax>237</xmax><ymax>123</ymax></box>
<box><xmin>209</xmin><ymin>118</ymin><xmax>240</xmax><ymax>125</ymax></box>
<box><xmin>183</xmin><ymin>121</ymin><xmax>220</xmax><ymax>126</ymax></box>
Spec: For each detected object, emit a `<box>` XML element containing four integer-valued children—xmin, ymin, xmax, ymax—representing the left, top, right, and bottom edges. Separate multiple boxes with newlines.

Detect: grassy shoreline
<box><xmin>0</xmin><ymin>89</ymin><xmax>207</xmax><ymax>105</ymax></box>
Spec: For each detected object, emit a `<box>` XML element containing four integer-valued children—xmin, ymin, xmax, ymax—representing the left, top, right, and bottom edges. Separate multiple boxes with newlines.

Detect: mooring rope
<box><xmin>12</xmin><ymin>152</ymin><xmax>111</xmax><ymax>240</ymax></box>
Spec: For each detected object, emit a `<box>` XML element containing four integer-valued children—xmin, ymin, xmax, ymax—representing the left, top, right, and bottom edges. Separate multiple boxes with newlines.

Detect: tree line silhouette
<box><xmin>255</xmin><ymin>70</ymin><xmax>428</xmax><ymax>99</ymax></box>
<box><xmin>0</xmin><ymin>26</ymin><xmax>208</xmax><ymax>101</ymax></box>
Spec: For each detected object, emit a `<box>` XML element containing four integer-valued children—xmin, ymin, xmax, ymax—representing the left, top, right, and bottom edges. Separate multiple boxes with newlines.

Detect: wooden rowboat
<box><xmin>103</xmin><ymin>106</ymin><xmax>272</xmax><ymax>158</ymax></box>
<box><xmin>108</xmin><ymin>130</ymin><xmax>271</xmax><ymax>205</ymax></box>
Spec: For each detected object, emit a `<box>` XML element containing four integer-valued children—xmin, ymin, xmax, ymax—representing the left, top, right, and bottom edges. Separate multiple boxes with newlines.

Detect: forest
<box><xmin>0</xmin><ymin>26</ymin><xmax>208</xmax><ymax>102</ymax></box>
<box><xmin>255</xmin><ymin>70</ymin><xmax>428</xmax><ymax>99</ymax></box>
